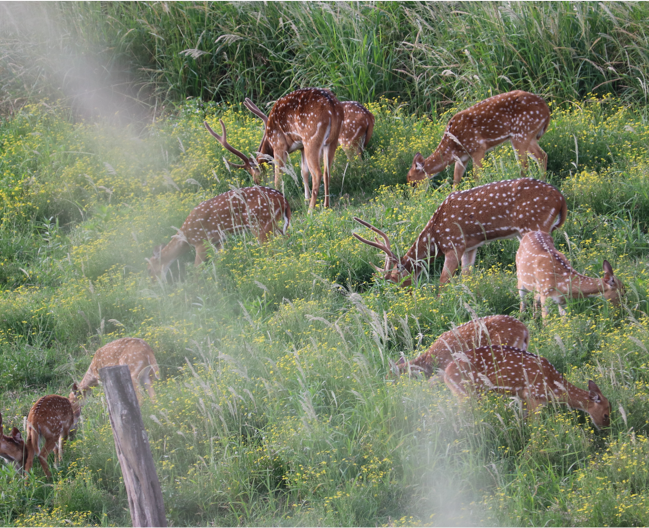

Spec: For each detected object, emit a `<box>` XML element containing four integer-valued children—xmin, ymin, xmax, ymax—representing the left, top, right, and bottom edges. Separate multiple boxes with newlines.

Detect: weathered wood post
<box><xmin>100</xmin><ymin>365</ymin><xmax>166</xmax><ymax>527</ymax></box>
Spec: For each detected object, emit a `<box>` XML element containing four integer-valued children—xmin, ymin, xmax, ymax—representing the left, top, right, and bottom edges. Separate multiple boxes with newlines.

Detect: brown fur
<box><xmin>444</xmin><ymin>345</ymin><xmax>611</xmax><ymax>429</ymax></box>
<box><xmin>407</xmin><ymin>90</ymin><xmax>550</xmax><ymax>186</ymax></box>
<box><xmin>354</xmin><ymin>178</ymin><xmax>567</xmax><ymax>287</ymax></box>
<box><xmin>392</xmin><ymin>315</ymin><xmax>529</xmax><ymax>378</ymax></box>
<box><xmin>23</xmin><ymin>392</ymin><xmax>81</xmax><ymax>478</ymax></box>
<box><xmin>147</xmin><ymin>186</ymin><xmax>290</xmax><ymax>282</ymax></box>
<box><xmin>516</xmin><ymin>231</ymin><xmax>625</xmax><ymax>318</ymax></box>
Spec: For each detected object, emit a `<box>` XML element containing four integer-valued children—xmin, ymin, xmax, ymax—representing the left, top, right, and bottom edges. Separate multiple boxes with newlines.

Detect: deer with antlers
<box><xmin>392</xmin><ymin>315</ymin><xmax>529</xmax><ymax>378</ymax></box>
<box><xmin>354</xmin><ymin>178</ymin><xmax>567</xmax><ymax>287</ymax></box>
<box><xmin>444</xmin><ymin>345</ymin><xmax>611</xmax><ymax>429</ymax></box>
<box><xmin>516</xmin><ymin>231</ymin><xmax>625</xmax><ymax>318</ymax></box>
<box><xmin>0</xmin><ymin>412</ymin><xmax>25</xmax><ymax>471</ymax></box>
<box><xmin>407</xmin><ymin>90</ymin><xmax>550</xmax><ymax>187</ymax></box>
<box><xmin>206</xmin><ymin>88</ymin><xmax>344</xmax><ymax>209</ymax></box>
<box><xmin>147</xmin><ymin>186</ymin><xmax>290</xmax><ymax>282</ymax></box>
<box><xmin>21</xmin><ymin>389</ymin><xmax>82</xmax><ymax>478</ymax></box>
<box><xmin>70</xmin><ymin>338</ymin><xmax>160</xmax><ymax>403</ymax></box>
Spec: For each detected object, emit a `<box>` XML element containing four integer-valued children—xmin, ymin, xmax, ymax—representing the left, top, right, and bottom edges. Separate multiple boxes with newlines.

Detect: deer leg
<box><xmin>555</xmin><ymin>298</ymin><xmax>568</xmax><ymax>318</ymax></box>
<box><xmin>511</xmin><ymin>138</ymin><xmax>531</xmax><ymax>175</ymax></box>
<box><xmin>304</xmin><ymin>146</ymin><xmax>323</xmax><ymax>211</ymax></box>
<box><xmin>519</xmin><ymin>288</ymin><xmax>529</xmax><ymax>313</ymax></box>
<box><xmin>461</xmin><ymin>248</ymin><xmax>478</xmax><ymax>275</ymax></box>
<box><xmin>527</xmin><ymin>141</ymin><xmax>548</xmax><ymax>178</ymax></box>
<box><xmin>540</xmin><ymin>294</ymin><xmax>551</xmax><ymax>319</ymax></box>
<box><xmin>39</xmin><ymin>438</ymin><xmax>57</xmax><ymax>478</ymax></box>
<box><xmin>273</xmin><ymin>152</ymin><xmax>285</xmax><ymax>191</ymax></box>
<box><xmin>440</xmin><ymin>251</ymin><xmax>460</xmax><ymax>285</ymax></box>
<box><xmin>453</xmin><ymin>159</ymin><xmax>468</xmax><ymax>187</ymax></box>
<box><xmin>194</xmin><ymin>242</ymin><xmax>209</xmax><ymax>266</ymax></box>
<box><xmin>300</xmin><ymin>151</ymin><xmax>311</xmax><ymax>200</ymax></box>
<box><xmin>443</xmin><ymin>365</ymin><xmax>468</xmax><ymax>399</ymax></box>
<box><xmin>471</xmin><ymin>147</ymin><xmax>487</xmax><ymax>182</ymax></box>
<box><xmin>143</xmin><ymin>368</ymin><xmax>157</xmax><ymax>400</ymax></box>
<box><xmin>24</xmin><ymin>437</ymin><xmax>36</xmax><ymax>474</ymax></box>
<box><xmin>322</xmin><ymin>141</ymin><xmax>337</xmax><ymax>209</ymax></box>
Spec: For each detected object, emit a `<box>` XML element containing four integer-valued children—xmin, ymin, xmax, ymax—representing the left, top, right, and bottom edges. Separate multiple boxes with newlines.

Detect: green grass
<box><xmin>0</xmin><ymin>92</ymin><xmax>648</xmax><ymax>526</ymax></box>
<box><xmin>3</xmin><ymin>3</ymin><xmax>649</xmax><ymax>116</ymax></box>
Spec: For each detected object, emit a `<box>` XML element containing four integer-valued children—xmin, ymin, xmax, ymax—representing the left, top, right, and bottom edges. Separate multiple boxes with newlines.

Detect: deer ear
<box><xmin>153</xmin><ymin>244</ymin><xmax>164</xmax><ymax>259</ymax></box>
<box><xmin>12</xmin><ymin>428</ymin><xmax>22</xmax><ymax>442</ymax></box>
<box><xmin>588</xmin><ymin>380</ymin><xmax>603</xmax><ymax>402</ymax></box>
<box><xmin>603</xmin><ymin>260</ymin><xmax>615</xmax><ymax>284</ymax></box>
<box><xmin>411</xmin><ymin>153</ymin><xmax>424</xmax><ymax>168</ymax></box>
<box><xmin>72</xmin><ymin>382</ymin><xmax>79</xmax><ymax>394</ymax></box>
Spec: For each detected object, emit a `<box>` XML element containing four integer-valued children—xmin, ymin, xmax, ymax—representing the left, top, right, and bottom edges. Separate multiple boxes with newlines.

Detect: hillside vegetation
<box><xmin>1</xmin><ymin>2</ymin><xmax>649</xmax><ymax>527</ymax></box>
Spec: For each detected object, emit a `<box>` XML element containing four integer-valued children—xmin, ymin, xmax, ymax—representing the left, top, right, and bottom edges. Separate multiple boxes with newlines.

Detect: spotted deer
<box><xmin>392</xmin><ymin>315</ymin><xmax>529</xmax><ymax>378</ymax></box>
<box><xmin>0</xmin><ymin>412</ymin><xmax>25</xmax><ymax>471</ymax></box>
<box><xmin>516</xmin><ymin>231</ymin><xmax>625</xmax><ymax>318</ymax></box>
<box><xmin>147</xmin><ymin>186</ymin><xmax>290</xmax><ymax>282</ymax></box>
<box><xmin>338</xmin><ymin>101</ymin><xmax>375</xmax><ymax>158</ymax></box>
<box><xmin>70</xmin><ymin>338</ymin><xmax>160</xmax><ymax>403</ymax></box>
<box><xmin>444</xmin><ymin>345</ymin><xmax>611</xmax><ymax>429</ymax></box>
<box><xmin>353</xmin><ymin>178</ymin><xmax>567</xmax><ymax>287</ymax></box>
<box><xmin>206</xmin><ymin>88</ymin><xmax>344</xmax><ymax>209</ymax></box>
<box><xmin>23</xmin><ymin>389</ymin><xmax>82</xmax><ymax>478</ymax></box>
<box><xmin>407</xmin><ymin>90</ymin><xmax>550</xmax><ymax>186</ymax></box>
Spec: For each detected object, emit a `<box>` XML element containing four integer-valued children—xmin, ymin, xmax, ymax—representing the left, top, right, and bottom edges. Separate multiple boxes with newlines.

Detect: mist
<box><xmin>0</xmin><ymin>2</ymin><xmax>150</xmax><ymax>123</ymax></box>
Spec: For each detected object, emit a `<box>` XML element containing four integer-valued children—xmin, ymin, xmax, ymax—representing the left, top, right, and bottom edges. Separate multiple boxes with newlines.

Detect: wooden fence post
<box><xmin>100</xmin><ymin>365</ymin><xmax>167</xmax><ymax>527</ymax></box>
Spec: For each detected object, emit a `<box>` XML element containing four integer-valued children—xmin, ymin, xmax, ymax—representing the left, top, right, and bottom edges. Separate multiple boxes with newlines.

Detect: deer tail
<box><xmin>553</xmin><ymin>195</ymin><xmax>568</xmax><ymax>232</ymax></box>
<box><xmin>283</xmin><ymin>201</ymin><xmax>291</xmax><ymax>235</ymax></box>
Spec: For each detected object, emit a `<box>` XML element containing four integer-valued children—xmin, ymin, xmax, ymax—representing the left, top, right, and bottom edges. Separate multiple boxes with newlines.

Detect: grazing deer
<box><xmin>70</xmin><ymin>338</ymin><xmax>160</xmax><ymax>403</ymax></box>
<box><xmin>407</xmin><ymin>90</ymin><xmax>550</xmax><ymax>186</ymax></box>
<box><xmin>392</xmin><ymin>315</ymin><xmax>529</xmax><ymax>378</ymax></box>
<box><xmin>206</xmin><ymin>88</ymin><xmax>344</xmax><ymax>209</ymax></box>
<box><xmin>0</xmin><ymin>412</ymin><xmax>25</xmax><ymax>471</ymax></box>
<box><xmin>147</xmin><ymin>186</ymin><xmax>290</xmax><ymax>282</ymax></box>
<box><xmin>354</xmin><ymin>178</ymin><xmax>567</xmax><ymax>287</ymax></box>
<box><xmin>516</xmin><ymin>231</ymin><xmax>625</xmax><ymax>318</ymax></box>
<box><xmin>23</xmin><ymin>389</ymin><xmax>82</xmax><ymax>478</ymax></box>
<box><xmin>444</xmin><ymin>345</ymin><xmax>611</xmax><ymax>429</ymax></box>
<box><xmin>338</xmin><ymin>101</ymin><xmax>375</xmax><ymax>158</ymax></box>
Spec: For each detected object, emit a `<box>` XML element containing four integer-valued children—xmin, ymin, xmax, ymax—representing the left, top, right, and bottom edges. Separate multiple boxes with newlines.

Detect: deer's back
<box><xmin>89</xmin><ymin>337</ymin><xmax>156</xmax><ymax>377</ymax></box>
<box><xmin>182</xmin><ymin>187</ymin><xmax>287</xmax><ymax>245</ymax></box>
<box><xmin>27</xmin><ymin>395</ymin><xmax>74</xmax><ymax>439</ymax></box>
<box><xmin>268</xmin><ymin>88</ymin><xmax>343</xmax><ymax>144</ymax></box>
<box><xmin>448</xmin><ymin>90</ymin><xmax>549</xmax><ymax>141</ymax></box>
<box><xmin>448</xmin><ymin>345</ymin><xmax>563</xmax><ymax>398</ymax></box>
<box><xmin>431</xmin><ymin>315</ymin><xmax>528</xmax><ymax>369</ymax></box>
<box><xmin>431</xmin><ymin>179</ymin><xmax>564</xmax><ymax>251</ymax></box>
<box><xmin>516</xmin><ymin>231</ymin><xmax>574</xmax><ymax>292</ymax></box>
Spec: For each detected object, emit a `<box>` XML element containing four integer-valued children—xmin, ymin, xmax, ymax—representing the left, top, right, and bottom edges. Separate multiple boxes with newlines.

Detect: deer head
<box><xmin>204</xmin><ymin>120</ymin><xmax>263</xmax><ymax>183</ymax></box>
<box><xmin>0</xmin><ymin>412</ymin><xmax>25</xmax><ymax>470</ymax></box>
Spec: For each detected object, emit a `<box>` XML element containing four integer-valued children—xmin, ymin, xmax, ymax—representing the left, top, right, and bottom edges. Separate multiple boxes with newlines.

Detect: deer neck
<box><xmin>422</xmin><ymin>148</ymin><xmax>452</xmax><ymax>176</ymax></box>
<box><xmin>564</xmin><ymin>275</ymin><xmax>607</xmax><ymax>299</ymax></box>
<box><xmin>404</xmin><ymin>352</ymin><xmax>435</xmax><ymax>378</ymax></box>
<box><xmin>160</xmin><ymin>235</ymin><xmax>191</xmax><ymax>273</ymax></box>
<box><xmin>401</xmin><ymin>227</ymin><xmax>440</xmax><ymax>273</ymax></box>
<box><xmin>257</xmin><ymin>136</ymin><xmax>274</xmax><ymax>165</ymax></box>
<box><xmin>556</xmin><ymin>379</ymin><xmax>590</xmax><ymax>412</ymax></box>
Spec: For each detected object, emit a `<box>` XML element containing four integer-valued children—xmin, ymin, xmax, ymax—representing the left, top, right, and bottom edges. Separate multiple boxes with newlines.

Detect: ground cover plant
<box><xmin>1</xmin><ymin>2</ymin><xmax>649</xmax><ymax>527</ymax></box>
<box><xmin>0</xmin><ymin>93</ymin><xmax>648</xmax><ymax>527</ymax></box>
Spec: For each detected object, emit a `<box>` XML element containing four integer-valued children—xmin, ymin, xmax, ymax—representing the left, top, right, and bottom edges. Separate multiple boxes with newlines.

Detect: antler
<box><xmin>204</xmin><ymin>120</ymin><xmax>251</xmax><ymax>169</ymax></box>
<box><xmin>353</xmin><ymin>217</ymin><xmax>400</xmax><ymax>270</ymax></box>
<box><xmin>244</xmin><ymin>97</ymin><xmax>269</xmax><ymax>125</ymax></box>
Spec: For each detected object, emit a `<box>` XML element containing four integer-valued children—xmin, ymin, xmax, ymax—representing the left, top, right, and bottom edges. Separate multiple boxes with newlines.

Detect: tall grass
<box><xmin>2</xmin><ymin>2</ymin><xmax>649</xmax><ymax>116</ymax></box>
